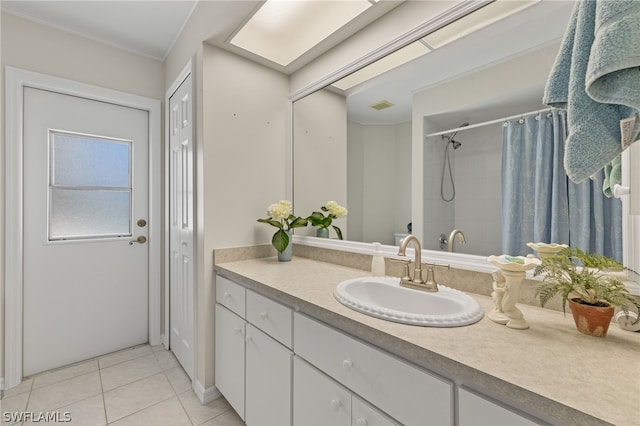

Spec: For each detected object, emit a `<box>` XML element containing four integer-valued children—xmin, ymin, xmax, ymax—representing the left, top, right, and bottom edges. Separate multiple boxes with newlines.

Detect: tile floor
<box><xmin>1</xmin><ymin>344</ymin><xmax>245</xmax><ymax>426</ymax></box>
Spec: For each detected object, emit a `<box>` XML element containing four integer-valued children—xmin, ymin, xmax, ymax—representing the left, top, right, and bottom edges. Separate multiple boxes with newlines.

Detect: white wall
<box><xmin>294</xmin><ymin>89</ymin><xmax>348</xmax><ymax>238</ymax></box>
<box><xmin>1</xmin><ymin>10</ymin><xmax>165</xmax><ymax>388</ymax></box>
<box><xmin>347</xmin><ymin>122</ymin><xmax>365</xmax><ymax>241</ymax></box>
<box><xmin>347</xmin><ymin>121</ymin><xmax>411</xmax><ymax>245</ymax></box>
<box><xmin>452</xmin><ymin>123</ymin><xmax>502</xmax><ymax>255</ymax></box>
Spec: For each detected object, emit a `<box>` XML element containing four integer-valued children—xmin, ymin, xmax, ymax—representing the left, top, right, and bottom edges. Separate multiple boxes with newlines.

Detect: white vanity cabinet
<box><xmin>458</xmin><ymin>387</ymin><xmax>541</xmax><ymax>426</ymax></box>
<box><xmin>294</xmin><ymin>312</ymin><xmax>452</xmax><ymax>426</ymax></box>
<box><xmin>214</xmin><ymin>275</ymin><xmax>292</xmax><ymax>425</ymax></box>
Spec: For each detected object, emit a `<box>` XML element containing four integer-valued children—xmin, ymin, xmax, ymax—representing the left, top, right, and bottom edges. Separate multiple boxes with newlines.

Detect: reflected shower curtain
<box><xmin>501</xmin><ymin>110</ymin><xmax>622</xmax><ymax>261</ymax></box>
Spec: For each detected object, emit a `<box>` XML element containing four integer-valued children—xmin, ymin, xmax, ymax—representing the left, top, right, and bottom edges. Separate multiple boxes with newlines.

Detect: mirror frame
<box><xmin>288</xmin><ymin>0</ymin><xmax>635</xmax><ymax>276</ymax></box>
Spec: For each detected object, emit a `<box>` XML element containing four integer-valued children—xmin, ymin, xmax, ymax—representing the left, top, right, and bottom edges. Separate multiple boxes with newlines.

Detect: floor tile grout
<box><xmin>2</xmin><ymin>345</ymin><xmax>243</xmax><ymax>426</ymax></box>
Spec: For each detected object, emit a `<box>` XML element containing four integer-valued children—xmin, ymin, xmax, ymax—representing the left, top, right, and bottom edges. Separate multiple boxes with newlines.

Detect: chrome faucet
<box><xmin>448</xmin><ymin>229</ymin><xmax>466</xmax><ymax>252</ymax></box>
<box><xmin>397</xmin><ymin>235</ymin><xmax>438</xmax><ymax>292</ymax></box>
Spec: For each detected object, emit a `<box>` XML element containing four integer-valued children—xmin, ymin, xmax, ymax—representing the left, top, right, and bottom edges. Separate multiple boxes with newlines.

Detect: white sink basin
<box><xmin>334</xmin><ymin>276</ymin><xmax>483</xmax><ymax>327</ymax></box>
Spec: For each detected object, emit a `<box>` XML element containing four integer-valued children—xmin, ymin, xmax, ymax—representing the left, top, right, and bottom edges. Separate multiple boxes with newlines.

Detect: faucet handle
<box><xmin>419</xmin><ymin>263</ymin><xmax>449</xmax><ymax>292</ymax></box>
<box><xmin>390</xmin><ymin>258</ymin><xmax>412</xmax><ymax>281</ymax></box>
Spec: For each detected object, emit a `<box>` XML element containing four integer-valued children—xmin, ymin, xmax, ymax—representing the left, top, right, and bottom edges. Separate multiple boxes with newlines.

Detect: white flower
<box><xmin>268</xmin><ymin>200</ymin><xmax>292</xmax><ymax>220</ymax></box>
<box><xmin>325</xmin><ymin>201</ymin><xmax>348</xmax><ymax>218</ymax></box>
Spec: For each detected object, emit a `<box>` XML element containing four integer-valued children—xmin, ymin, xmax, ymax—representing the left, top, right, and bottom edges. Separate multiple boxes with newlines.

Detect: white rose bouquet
<box><xmin>257</xmin><ymin>200</ymin><xmax>308</xmax><ymax>252</ymax></box>
<box><xmin>307</xmin><ymin>201</ymin><xmax>348</xmax><ymax>240</ymax></box>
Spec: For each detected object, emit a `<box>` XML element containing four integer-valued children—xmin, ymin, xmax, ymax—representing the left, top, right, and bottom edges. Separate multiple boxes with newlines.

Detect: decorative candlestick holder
<box><xmin>487</xmin><ymin>255</ymin><xmax>541</xmax><ymax>330</ymax></box>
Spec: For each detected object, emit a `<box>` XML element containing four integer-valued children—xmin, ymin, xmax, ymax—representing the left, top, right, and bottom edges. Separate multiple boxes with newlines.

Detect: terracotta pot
<box><xmin>568</xmin><ymin>298</ymin><xmax>615</xmax><ymax>337</ymax></box>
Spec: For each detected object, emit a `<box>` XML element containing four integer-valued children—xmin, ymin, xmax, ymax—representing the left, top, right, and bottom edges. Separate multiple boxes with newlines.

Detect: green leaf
<box><xmin>257</xmin><ymin>218</ymin><xmax>283</xmax><ymax>229</ymax></box>
<box><xmin>272</xmin><ymin>229</ymin><xmax>289</xmax><ymax>253</ymax></box>
<box><xmin>332</xmin><ymin>225</ymin><xmax>343</xmax><ymax>240</ymax></box>
<box><xmin>307</xmin><ymin>211</ymin><xmax>331</xmax><ymax>227</ymax></box>
<box><xmin>289</xmin><ymin>216</ymin><xmax>308</xmax><ymax>228</ymax></box>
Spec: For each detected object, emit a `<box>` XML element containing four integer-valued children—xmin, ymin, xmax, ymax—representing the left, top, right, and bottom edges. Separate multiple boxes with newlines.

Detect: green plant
<box><xmin>534</xmin><ymin>247</ymin><xmax>639</xmax><ymax>323</ymax></box>
<box><xmin>257</xmin><ymin>200</ymin><xmax>307</xmax><ymax>252</ymax></box>
<box><xmin>307</xmin><ymin>201</ymin><xmax>348</xmax><ymax>240</ymax></box>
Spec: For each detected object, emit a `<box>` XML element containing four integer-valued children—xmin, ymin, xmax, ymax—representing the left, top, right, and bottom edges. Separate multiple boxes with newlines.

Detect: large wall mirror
<box><xmin>293</xmin><ymin>0</ymin><xmax>625</xmax><ymax>263</ymax></box>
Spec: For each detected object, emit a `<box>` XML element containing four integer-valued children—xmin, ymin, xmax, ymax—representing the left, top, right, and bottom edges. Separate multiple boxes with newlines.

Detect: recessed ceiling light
<box><xmin>332</xmin><ymin>41</ymin><xmax>431</xmax><ymax>91</ymax></box>
<box><xmin>230</xmin><ymin>0</ymin><xmax>373</xmax><ymax>67</ymax></box>
<box><xmin>423</xmin><ymin>0</ymin><xmax>540</xmax><ymax>49</ymax></box>
<box><xmin>331</xmin><ymin>0</ymin><xmax>540</xmax><ymax>92</ymax></box>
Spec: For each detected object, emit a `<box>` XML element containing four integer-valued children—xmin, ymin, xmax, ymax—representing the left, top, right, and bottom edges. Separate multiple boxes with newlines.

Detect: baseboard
<box><xmin>192</xmin><ymin>379</ymin><xmax>221</xmax><ymax>404</ymax></box>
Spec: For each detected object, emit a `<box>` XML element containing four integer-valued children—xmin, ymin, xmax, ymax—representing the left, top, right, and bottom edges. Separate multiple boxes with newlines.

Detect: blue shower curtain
<box><xmin>501</xmin><ymin>109</ymin><xmax>622</xmax><ymax>261</ymax></box>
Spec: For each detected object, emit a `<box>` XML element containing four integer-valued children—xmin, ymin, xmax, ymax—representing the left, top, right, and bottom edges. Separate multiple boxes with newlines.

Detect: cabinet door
<box><xmin>245</xmin><ymin>324</ymin><xmax>292</xmax><ymax>426</ymax></box>
<box><xmin>458</xmin><ymin>387</ymin><xmax>540</xmax><ymax>426</ymax></box>
<box><xmin>352</xmin><ymin>395</ymin><xmax>400</xmax><ymax>426</ymax></box>
<box><xmin>214</xmin><ymin>304</ymin><xmax>245</xmax><ymax>420</ymax></box>
<box><xmin>293</xmin><ymin>356</ymin><xmax>351</xmax><ymax>426</ymax></box>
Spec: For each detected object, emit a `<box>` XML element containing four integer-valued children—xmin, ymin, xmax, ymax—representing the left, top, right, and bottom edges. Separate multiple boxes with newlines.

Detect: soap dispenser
<box><xmin>371</xmin><ymin>242</ymin><xmax>385</xmax><ymax>276</ymax></box>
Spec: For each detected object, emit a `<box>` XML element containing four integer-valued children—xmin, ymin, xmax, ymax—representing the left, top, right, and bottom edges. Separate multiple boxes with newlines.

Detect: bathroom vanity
<box><xmin>214</xmin><ymin>256</ymin><xmax>639</xmax><ymax>426</ymax></box>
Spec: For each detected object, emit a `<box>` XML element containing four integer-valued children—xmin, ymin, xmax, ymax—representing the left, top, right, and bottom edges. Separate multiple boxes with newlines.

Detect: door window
<box><xmin>48</xmin><ymin>130</ymin><xmax>132</xmax><ymax>240</ymax></box>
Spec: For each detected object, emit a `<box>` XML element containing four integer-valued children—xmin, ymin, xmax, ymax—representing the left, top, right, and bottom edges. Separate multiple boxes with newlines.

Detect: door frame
<box><xmin>4</xmin><ymin>66</ymin><xmax>162</xmax><ymax>389</ymax></box>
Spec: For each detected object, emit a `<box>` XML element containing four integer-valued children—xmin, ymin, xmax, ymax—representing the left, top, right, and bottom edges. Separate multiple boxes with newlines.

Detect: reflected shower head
<box><xmin>445</xmin><ymin>122</ymin><xmax>469</xmax><ymax>149</ymax></box>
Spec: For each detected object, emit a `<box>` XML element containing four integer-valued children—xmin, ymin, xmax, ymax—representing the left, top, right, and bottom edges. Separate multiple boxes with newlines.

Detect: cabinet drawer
<box><xmin>352</xmin><ymin>395</ymin><xmax>400</xmax><ymax>426</ymax></box>
<box><xmin>294</xmin><ymin>313</ymin><xmax>452</xmax><ymax>426</ymax></box>
<box><xmin>294</xmin><ymin>356</ymin><xmax>351</xmax><ymax>426</ymax></box>
<box><xmin>216</xmin><ymin>275</ymin><xmax>246</xmax><ymax>318</ymax></box>
<box><xmin>247</xmin><ymin>290</ymin><xmax>292</xmax><ymax>348</ymax></box>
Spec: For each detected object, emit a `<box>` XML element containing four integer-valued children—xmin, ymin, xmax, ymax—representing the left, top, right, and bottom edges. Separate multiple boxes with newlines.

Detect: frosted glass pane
<box><xmin>50</xmin><ymin>189</ymin><xmax>131</xmax><ymax>240</ymax></box>
<box><xmin>51</xmin><ymin>132</ymin><xmax>131</xmax><ymax>188</ymax></box>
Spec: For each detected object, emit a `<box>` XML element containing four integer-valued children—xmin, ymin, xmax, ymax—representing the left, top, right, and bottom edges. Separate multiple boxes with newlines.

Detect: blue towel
<box><xmin>602</xmin><ymin>154</ymin><xmax>621</xmax><ymax>198</ymax></box>
<box><xmin>543</xmin><ymin>0</ymin><xmax>640</xmax><ymax>184</ymax></box>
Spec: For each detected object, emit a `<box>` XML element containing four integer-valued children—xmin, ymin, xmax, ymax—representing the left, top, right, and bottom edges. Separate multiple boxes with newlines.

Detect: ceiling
<box><xmin>0</xmin><ymin>0</ymin><xmax>575</xmax><ymax>128</ymax></box>
<box><xmin>0</xmin><ymin>0</ymin><xmax>400</xmax><ymax>69</ymax></box>
<box><xmin>0</xmin><ymin>0</ymin><xmax>199</xmax><ymax>60</ymax></box>
<box><xmin>341</xmin><ymin>0</ymin><xmax>575</xmax><ymax>126</ymax></box>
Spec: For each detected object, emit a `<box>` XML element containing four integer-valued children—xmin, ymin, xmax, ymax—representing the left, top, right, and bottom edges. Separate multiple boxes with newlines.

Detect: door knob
<box><xmin>129</xmin><ymin>236</ymin><xmax>147</xmax><ymax>245</ymax></box>
<box><xmin>137</xmin><ymin>219</ymin><xmax>147</xmax><ymax>227</ymax></box>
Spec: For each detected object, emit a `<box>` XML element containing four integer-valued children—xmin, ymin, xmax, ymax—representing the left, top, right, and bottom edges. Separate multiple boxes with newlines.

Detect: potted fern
<box><xmin>534</xmin><ymin>247</ymin><xmax>640</xmax><ymax>337</ymax></box>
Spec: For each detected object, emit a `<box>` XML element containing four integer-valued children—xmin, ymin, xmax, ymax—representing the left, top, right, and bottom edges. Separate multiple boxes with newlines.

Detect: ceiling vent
<box><xmin>369</xmin><ymin>100</ymin><xmax>394</xmax><ymax>111</ymax></box>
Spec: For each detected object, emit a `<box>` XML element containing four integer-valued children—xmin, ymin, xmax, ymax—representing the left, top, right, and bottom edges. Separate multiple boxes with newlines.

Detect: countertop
<box><xmin>215</xmin><ymin>256</ymin><xmax>640</xmax><ymax>426</ymax></box>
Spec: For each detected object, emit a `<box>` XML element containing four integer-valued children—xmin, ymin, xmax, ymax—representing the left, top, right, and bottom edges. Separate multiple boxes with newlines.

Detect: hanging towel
<box><xmin>543</xmin><ymin>0</ymin><xmax>640</xmax><ymax>184</ymax></box>
<box><xmin>602</xmin><ymin>154</ymin><xmax>621</xmax><ymax>198</ymax></box>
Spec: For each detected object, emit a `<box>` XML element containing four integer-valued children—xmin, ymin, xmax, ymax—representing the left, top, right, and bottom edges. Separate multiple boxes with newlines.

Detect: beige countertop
<box><xmin>215</xmin><ymin>256</ymin><xmax>640</xmax><ymax>426</ymax></box>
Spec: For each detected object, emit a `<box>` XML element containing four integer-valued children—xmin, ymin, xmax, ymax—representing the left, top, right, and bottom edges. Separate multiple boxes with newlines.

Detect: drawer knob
<box><xmin>233</xmin><ymin>327</ymin><xmax>243</xmax><ymax>335</ymax></box>
<box><xmin>260</xmin><ymin>312</ymin><xmax>269</xmax><ymax>320</ymax></box>
<box><xmin>356</xmin><ymin>418</ymin><xmax>368</xmax><ymax>426</ymax></box>
<box><xmin>330</xmin><ymin>399</ymin><xmax>342</xmax><ymax>411</ymax></box>
<box><xmin>342</xmin><ymin>359</ymin><xmax>353</xmax><ymax>370</ymax></box>
<box><xmin>245</xmin><ymin>335</ymin><xmax>253</xmax><ymax>342</ymax></box>
<box><xmin>224</xmin><ymin>292</ymin><xmax>231</xmax><ymax>298</ymax></box>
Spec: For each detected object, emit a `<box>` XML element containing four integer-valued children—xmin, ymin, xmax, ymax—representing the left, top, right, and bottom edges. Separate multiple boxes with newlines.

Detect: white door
<box><xmin>169</xmin><ymin>74</ymin><xmax>194</xmax><ymax>378</ymax></box>
<box><xmin>23</xmin><ymin>87</ymin><xmax>150</xmax><ymax>376</ymax></box>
